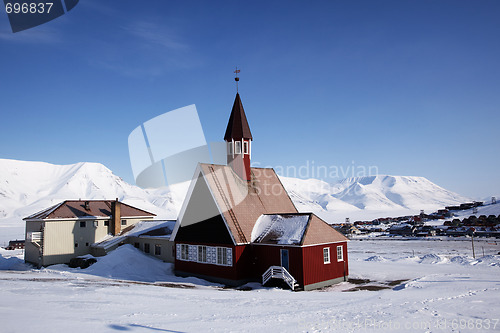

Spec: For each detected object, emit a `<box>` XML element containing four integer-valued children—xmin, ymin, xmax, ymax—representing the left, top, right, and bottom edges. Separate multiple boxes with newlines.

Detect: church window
<box><xmin>235</xmin><ymin>141</ymin><xmax>242</xmax><ymax>154</ymax></box>
<box><xmin>243</xmin><ymin>141</ymin><xmax>249</xmax><ymax>154</ymax></box>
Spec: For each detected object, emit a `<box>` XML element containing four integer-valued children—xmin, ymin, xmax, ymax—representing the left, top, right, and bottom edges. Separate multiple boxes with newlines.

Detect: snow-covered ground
<box><xmin>1</xmin><ymin>239</ymin><xmax>499</xmax><ymax>332</ymax></box>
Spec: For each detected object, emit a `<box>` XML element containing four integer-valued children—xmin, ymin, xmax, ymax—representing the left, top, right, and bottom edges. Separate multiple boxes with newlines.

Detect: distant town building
<box><xmin>5</xmin><ymin>240</ymin><xmax>24</xmax><ymax>250</ymax></box>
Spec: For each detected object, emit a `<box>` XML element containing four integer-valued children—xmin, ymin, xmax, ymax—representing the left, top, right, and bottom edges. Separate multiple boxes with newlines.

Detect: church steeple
<box><xmin>225</xmin><ymin>92</ymin><xmax>252</xmax><ymax>181</ymax></box>
<box><xmin>224</xmin><ymin>93</ymin><xmax>252</xmax><ymax>141</ymax></box>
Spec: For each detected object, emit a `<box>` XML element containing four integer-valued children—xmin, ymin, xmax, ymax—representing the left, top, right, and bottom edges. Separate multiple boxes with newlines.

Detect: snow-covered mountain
<box><xmin>280</xmin><ymin>175</ymin><xmax>472</xmax><ymax>222</ymax></box>
<box><xmin>0</xmin><ymin>159</ymin><xmax>473</xmax><ymax>242</ymax></box>
<box><xmin>0</xmin><ymin>159</ymin><xmax>185</xmax><ymax>222</ymax></box>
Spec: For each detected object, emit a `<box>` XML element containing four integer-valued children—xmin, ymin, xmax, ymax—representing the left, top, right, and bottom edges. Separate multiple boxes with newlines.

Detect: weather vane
<box><xmin>234</xmin><ymin>67</ymin><xmax>240</xmax><ymax>92</ymax></box>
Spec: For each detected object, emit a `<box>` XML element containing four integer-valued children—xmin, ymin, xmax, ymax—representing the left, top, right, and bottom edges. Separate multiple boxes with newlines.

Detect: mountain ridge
<box><xmin>0</xmin><ymin>159</ymin><xmax>474</xmax><ymax>242</ymax></box>
<box><xmin>0</xmin><ymin>158</ymin><xmax>183</xmax><ymax>221</ymax></box>
<box><xmin>279</xmin><ymin>174</ymin><xmax>472</xmax><ymax>222</ymax></box>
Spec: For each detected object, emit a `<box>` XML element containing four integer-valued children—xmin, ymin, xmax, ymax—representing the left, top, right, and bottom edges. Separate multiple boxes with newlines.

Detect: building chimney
<box><xmin>111</xmin><ymin>198</ymin><xmax>121</xmax><ymax>236</ymax></box>
<box><xmin>84</xmin><ymin>201</ymin><xmax>90</xmax><ymax>210</ymax></box>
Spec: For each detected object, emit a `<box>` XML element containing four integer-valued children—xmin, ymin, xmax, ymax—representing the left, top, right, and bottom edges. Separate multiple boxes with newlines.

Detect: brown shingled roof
<box><xmin>224</xmin><ymin>93</ymin><xmax>253</xmax><ymax>141</ymax></box>
<box><xmin>200</xmin><ymin>164</ymin><xmax>297</xmax><ymax>244</ymax></box>
<box><xmin>302</xmin><ymin>214</ymin><xmax>349</xmax><ymax>245</ymax></box>
<box><xmin>178</xmin><ymin>164</ymin><xmax>346</xmax><ymax>246</ymax></box>
<box><xmin>24</xmin><ymin>200</ymin><xmax>155</xmax><ymax>220</ymax></box>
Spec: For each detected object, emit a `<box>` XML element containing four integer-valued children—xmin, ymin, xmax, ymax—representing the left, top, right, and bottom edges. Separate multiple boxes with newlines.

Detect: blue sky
<box><xmin>1</xmin><ymin>0</ymin><xmax>499</xmax><ymax>199</ymax></box>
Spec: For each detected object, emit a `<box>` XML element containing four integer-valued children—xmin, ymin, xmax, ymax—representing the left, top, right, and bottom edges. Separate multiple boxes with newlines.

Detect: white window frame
<box><xmin>337</xmin><ymin>245</ymin><xmax>343</xmax><ymax>262</ymax></box>
<box><xmin>323</xmin><ymin>247</ymin><xmax>330</xmax><ymax>264</ymax></box>
<box><xmin>228</xmin><ymin>141</ymin><xmax>233</xmax><ymax>155</ymax></box>
<box><xmin>243</xmin><ymin>141</ymin><xmax>249</xmax><ymax>154</ymax></box>
<box><xmin>198</xmin><ymin>245</ymin><xmax>208</xmax><ymax>263</ymax></box>
<box><xmin>216</xmin><ymin>247</ymin><xmax>232</xmax><ymax>266</ymax></box>
<box><xmin>217</xmin><ymin>247</ymin><xmax>227</xmax><ymax>265</ymax></box>
<box><xmin>234</xmin><ymin>141</ymin><xmax>242</xmax><ymax>154</ymax></box>
<box><xmin>180</xmin><ymin>244</ymin><xmax>189</xmax><ymax>260</ymax></box>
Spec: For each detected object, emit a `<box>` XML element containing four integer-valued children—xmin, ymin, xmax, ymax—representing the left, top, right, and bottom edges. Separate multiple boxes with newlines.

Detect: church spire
<box><xmin>224</xmin><ymin>92</ymin><xmax>252</xmax><ymax>141</ymax></box>
<box><xmin>225</xmin><ymin>71</ymin><xmax>252</xmax><ymax>181</ymax></box>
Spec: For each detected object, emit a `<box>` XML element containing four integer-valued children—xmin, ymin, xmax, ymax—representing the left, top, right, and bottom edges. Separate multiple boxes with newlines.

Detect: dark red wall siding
<box><xmin>233</xmin><ymin>244</ymin><xmax>253</xmax><ymax>280</ymax></box>
<box><xmin>302</xmin><ymin>242</ymin><xmax>348</xmax><ymax>286</ymax></box>
<box><xmin>174</xmin><ymin>241</ymin><xmax>348</xmax><ymax>288</ymax></box>
<box><xmin>175</xmin><ymin>257</ymin><xmax>237</xmax><ymax>280</ymax></box>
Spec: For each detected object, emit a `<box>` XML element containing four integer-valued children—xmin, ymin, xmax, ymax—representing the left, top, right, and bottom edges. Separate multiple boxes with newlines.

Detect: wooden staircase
<box><xmin>262</xmin><ymin>266</ymin><xmax>299</xmax><ymax>291</ymax></box>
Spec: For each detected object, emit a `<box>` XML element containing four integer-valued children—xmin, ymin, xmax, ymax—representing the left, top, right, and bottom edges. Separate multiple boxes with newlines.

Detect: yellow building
<box><xmin>24</xmin><ymin>199</ymin><xmax>155</xmax><ymax>267</ymax></box>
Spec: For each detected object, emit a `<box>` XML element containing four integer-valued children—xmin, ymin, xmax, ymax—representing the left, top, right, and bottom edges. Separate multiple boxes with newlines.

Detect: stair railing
<box><xmin>262</xmin><ymin>265</ymin><xmax>297</xmax><ymax>290</ymax></box>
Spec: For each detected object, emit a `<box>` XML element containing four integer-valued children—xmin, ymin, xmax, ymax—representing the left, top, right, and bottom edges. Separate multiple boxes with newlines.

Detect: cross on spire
<box><xmin>234</xmin><ymin>67</ymin><xmax>240</xmax><ymax>92</ymax></box>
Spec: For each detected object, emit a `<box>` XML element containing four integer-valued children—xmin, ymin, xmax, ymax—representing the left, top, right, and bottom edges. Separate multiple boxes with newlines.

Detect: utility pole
<box><xmin>471</xmin><ymin>228</ymin><xmax>476</xmax><ymax>259</ymax></box>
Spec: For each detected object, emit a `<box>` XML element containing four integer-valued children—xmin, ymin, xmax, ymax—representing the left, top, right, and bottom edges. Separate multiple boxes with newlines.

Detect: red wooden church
<box><xmin>171</xmin><ymin>92</ymin><xmax>348</xmax><ymax>291</ymax></box>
